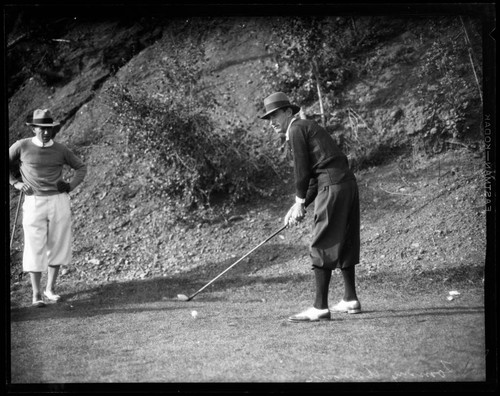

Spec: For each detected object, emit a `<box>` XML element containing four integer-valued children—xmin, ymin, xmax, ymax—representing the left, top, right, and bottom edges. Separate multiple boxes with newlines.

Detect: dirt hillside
<box><xmin>6</xmin><ymin>12</ymin><xmax>489</xmax><ymax>298</ymax></box>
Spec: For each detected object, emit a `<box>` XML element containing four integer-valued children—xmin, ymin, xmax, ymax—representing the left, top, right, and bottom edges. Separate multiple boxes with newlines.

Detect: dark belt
<box><xmin>316</xmin><ymin>168</ymin><xmax>353</xmax><ymax>188</ymax></box>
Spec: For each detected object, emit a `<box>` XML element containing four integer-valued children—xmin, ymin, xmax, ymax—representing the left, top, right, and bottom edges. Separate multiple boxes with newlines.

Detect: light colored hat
<box><xmin>260</xmin><ymin>92</ymin><xmax>300</xmax><ymax>120</ymax></box>
<box><xmin>26</xmin><ymin>109</ymin><xmax>60</xmax><ymax>127</ymax></box>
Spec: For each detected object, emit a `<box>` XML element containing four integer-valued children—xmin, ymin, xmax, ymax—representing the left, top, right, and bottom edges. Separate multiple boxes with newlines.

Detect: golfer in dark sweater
<box><xmin>9</xmin><ymin>109</ymin><xmax>87</xmax><ymax>307</ymax></box>
<box><xmin>260</xmin><ymin>92</ymin><xmax>361</xmax><ymax>322</ymax></box>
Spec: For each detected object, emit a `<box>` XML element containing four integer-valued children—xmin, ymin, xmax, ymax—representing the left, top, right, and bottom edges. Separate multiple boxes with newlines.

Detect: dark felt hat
<box><xmin>260</xmin><ymin>92</ymin><xmax>300</xmax><ymax>120</ymax></box>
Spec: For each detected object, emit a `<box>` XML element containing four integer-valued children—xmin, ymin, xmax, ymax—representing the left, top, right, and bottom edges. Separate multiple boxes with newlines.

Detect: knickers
<box><xmin>22</xmin><ymin>194</ymin><xmax>72</xmax><ymax>272</ymax></box>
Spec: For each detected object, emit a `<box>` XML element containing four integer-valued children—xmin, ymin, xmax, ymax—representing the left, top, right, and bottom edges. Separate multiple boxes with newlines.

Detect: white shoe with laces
<box><xmin>331</xmin><ymin>300</ymin><xmax>361</xmax><ymax>314</ymax></box>
<box><xmin>32</xmin><ymin>299</ymin><xmax>46</xmax><ymax>307</ymax></box>
<box><xmin>43</xmin><ymin>290</ymin><xmax>61</xmax><ymax>302</ymax></box>
<box><xmin>287</xmin><ymin>307</ymin><xmax>331</xmax><ymax>322</ymax></box>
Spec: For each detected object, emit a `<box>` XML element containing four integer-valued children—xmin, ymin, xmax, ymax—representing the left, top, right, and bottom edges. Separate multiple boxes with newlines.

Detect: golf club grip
<box><xmin>189</xmin><ymin>224</ymin><xmax>287</xmax><ymax>298</ymax></box>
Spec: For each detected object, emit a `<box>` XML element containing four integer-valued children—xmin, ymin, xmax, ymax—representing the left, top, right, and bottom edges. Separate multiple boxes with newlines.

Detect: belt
<box><xmin>316</xmin><ymin>168</ymin><xmax>353</xmax><ymax>188</ymax></box>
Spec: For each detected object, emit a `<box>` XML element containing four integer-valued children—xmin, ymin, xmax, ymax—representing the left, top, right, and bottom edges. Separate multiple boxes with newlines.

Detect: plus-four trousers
<box><xmin>310</xmin><ymin>179</ymin><xmax>360</xmax><ymax>270</ymax></box>
<box><xmin>22</xmin><ymin>194</ymin><xmax>72</xmax><ymax>272</ymax></box>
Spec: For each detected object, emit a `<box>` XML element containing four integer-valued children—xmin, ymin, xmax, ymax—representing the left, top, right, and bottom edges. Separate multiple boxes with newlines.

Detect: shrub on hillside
<box><xmin>416</xmin><ymin>30</ymin><xmax>482</xmax><ymax>142</ymax></box>
<box><xmin>105</xmin><ymin>83</ymin><xmax>279</xmax><ymax>209</ymax></box>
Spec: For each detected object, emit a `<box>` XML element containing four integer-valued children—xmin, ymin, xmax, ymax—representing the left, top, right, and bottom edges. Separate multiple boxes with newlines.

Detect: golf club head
<box><xmin>177</xmin><ymin>294</ymin><xmax>191</xmax><ymax>301</ymax></box>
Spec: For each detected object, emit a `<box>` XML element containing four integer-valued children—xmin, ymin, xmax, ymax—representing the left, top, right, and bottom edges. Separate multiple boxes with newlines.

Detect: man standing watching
<box><xmin>260</xmin><ymin>92</ymin><xmax>361</xmax><ymax>322</ymax></box>
<box><xmin>9</xmin><ymin>109</ymin><xmax>87</xmax><ymax>307</ymax></box>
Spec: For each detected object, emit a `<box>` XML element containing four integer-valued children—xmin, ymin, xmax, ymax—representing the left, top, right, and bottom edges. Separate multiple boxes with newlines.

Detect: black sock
<box><xmin>313</xmin><ymin>267</ymin><xmax>332</xmax><ymax>309</ymax></box>
<box><xmin>341</xmin><ymin>266</ymin><xmax>358</xmax><ymax>301</ymax></box>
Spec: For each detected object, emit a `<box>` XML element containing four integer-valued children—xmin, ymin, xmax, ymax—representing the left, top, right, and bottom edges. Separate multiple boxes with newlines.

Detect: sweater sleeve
<box><xmin>304</xmin><ymin>178</ymin><xmax>318</xmax><ymax>208</ymax></box>
<box><xmin>63</xmin><ymin>146</ymin><xmax>87</xmax><ymax>191</ymax></box>
<box><xmin>8</xmin><ymin>141</ymin><xmax>22</xmax><ymax>186</ymax></box>
<box><xmin>288</xmin><ymin>125</ymin><xmax>311</xmax><ymax>200</ymax></box>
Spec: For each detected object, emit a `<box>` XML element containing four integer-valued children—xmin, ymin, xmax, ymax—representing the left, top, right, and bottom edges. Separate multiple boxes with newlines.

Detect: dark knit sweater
<box><xmin>287</xmin><ymin>119</ymin><xmax>354</xmax><ymax>207</ymax></box>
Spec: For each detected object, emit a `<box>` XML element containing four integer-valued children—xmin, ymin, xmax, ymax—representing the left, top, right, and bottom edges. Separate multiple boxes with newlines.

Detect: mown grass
<box><xmin>9</xmin><ymin>264</ymin><xmax>486</xmax><ymax>384</ymax></box>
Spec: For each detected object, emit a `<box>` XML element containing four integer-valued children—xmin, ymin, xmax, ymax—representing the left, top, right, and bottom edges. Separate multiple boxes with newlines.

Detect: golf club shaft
<box><xmin>10</xmin><ymin>191</ymin><xmax>24</xmax><ymax>250</ymax></box>
<box><xmin>186</xmin><ymin>224</ymin><xmax>287</xmax><ymax>300</ymax></box>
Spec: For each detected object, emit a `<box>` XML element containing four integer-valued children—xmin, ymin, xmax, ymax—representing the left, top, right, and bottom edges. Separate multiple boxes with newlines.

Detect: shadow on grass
<box><xmin>10</xmin><ymin>242</ymin><xmax>312</xmax><ymax>322</ymax></box>
<box><xmin>9</xmin><ymin>273</ymin><xmax>311</xmax><ymax>322</ymax></box>
<box><xmin>10</xmin><ymin>245</ymin><xmax>485</xmax><ymax>323</ymax></box>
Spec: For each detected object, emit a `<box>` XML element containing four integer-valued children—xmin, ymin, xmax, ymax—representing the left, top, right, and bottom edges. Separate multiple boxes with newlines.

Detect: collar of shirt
<box><xmin>285</xmin><ymin>117</ymin><xmax>298</xmax><ymax>141</ymax></box>
<box><xmin>32</xmin><ymin>137</ymin><xmax>54</xmax><ymax>147</ymax></box>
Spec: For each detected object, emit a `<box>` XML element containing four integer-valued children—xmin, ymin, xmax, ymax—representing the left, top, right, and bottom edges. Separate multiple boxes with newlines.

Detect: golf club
<box><xmin>10</xmin><ymin>191</ymin><xmax>24</xmax><ymax>250</ymax></box>
<box><xmin>177</xmin><ymin>224</ymin><xmax>287</xmax><ymax>301</ymax></box>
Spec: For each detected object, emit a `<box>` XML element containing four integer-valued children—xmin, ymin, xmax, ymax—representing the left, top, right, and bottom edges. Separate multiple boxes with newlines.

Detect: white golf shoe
<box><xmin>43</xmin><ymin>291</ymin><xmax>61</xmax><ymax>302</ymax></box>
<box><xmin>330</xmin><ymin>299</ymin><xmax>361</xmax><ymax>314</ymax></box>
<box><xmin>287</xmin><ymin>307</ymin><xmax>331</xmax><ymax>322</ymax></box>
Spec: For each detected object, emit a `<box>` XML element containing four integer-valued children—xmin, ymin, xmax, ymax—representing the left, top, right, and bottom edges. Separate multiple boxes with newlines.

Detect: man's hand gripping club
<box><xmin>284</xmin><ymin>202</ymin><xmax>306</xmax><ymax>227</ymax></box>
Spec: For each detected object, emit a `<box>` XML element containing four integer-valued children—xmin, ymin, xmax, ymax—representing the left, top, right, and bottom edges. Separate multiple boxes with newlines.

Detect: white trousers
<box><xmin>22</xmin><ymin>194</ymin><xmax>72</xmax><ymax>272</ymax></box>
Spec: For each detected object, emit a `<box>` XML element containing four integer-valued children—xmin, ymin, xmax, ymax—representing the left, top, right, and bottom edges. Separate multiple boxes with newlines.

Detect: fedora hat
<box><xmin>260</xmin><ymin>92</ymin><xmax>300</xmax><ymax>120</ymax></box>
<box><xmin>26</xmin><ymin>109</ymin><xmax>60</xmax><ymax>127</ymax></box>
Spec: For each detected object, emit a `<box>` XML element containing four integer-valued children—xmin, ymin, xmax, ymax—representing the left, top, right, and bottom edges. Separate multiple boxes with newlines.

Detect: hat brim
<box><xmin>26</xmin><ymin>122</ymin><xmax>60</xmax><ymax>127</ymax></box>
<box><xmin>260</xmin><ymin>104</ymin><xmax>300</xmax><ymax>120</ymax></box>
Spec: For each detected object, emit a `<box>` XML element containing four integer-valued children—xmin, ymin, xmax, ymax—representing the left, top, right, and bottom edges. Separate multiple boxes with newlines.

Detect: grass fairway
<box><xmin>9</xmin><ymin>267</ymin><xmax>486</xmax><ymax>384</ymax></box>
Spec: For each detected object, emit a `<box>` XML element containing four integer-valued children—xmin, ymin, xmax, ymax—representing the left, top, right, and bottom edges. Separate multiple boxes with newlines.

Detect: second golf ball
<box><xmin>191</xmin><ymin>310</ymin><xmax>198</xmax><ymax>318</ymax></box>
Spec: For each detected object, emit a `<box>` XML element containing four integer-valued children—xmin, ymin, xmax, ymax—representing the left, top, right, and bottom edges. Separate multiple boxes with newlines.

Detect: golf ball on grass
<box><xmin>191</xmin><ymin>310</ymin><xmax>198</xmax><ymax>318</ymax></box>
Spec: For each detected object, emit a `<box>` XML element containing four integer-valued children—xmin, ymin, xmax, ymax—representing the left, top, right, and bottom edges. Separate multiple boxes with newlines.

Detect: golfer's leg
<box><xmin>30</xmin><ymin>272</ymin><xmax>43</xmax><ymax>302</ymax></box>
<box><xmin>22</xmin><ymin>195</ymin><xmax>48</xmax><ymax>273</ymax></box>
<box><xmin>341</xmin><ymin>266</ymin><xmax>358</xmax><ymax>302</ymax></box>
<box><xmin>46</xmin><ymin>194</ymin><xmax>72</xmax><ymax>279</ymax></box>
<box><xmin>313</xmin><ymin>267</ymin><xmax>332</xmax><ymax>309</ymax></box>
<box><xmin>46</xmin><ymin>265</ymin><xmax>60</xmax><ymax>295</ymax></box>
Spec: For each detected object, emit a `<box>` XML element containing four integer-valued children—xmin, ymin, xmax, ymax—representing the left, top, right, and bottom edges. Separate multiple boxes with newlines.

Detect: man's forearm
<box><xmin>304</xmin><ymin>178</ymin><xmax>318</xmax><ymax>208</ymax></box>
<box><xmin>9</xmin><ymin>173</ymin><xmax>21</xmax><ymax>186</ymax></box>
<box><xmin>69</xmin><ymin>164</ymin><xmax>87</xmax><ymax>191</ymax></box>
